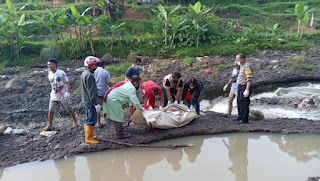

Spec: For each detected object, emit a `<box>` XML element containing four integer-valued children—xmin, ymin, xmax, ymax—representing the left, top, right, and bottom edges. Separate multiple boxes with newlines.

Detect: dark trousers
<box><xmin>237</xmin><ymin>85</ymin><xmax>252</xmax><ymax>122</ymax></box>
<box><xmin>162</xmin><ymin>87</ymin><xmax>178</xmax><ymax>107</ymax></box>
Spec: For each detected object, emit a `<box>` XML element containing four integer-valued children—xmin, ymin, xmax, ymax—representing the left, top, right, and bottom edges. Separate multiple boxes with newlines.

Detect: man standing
<box><xmin>125</xmin><ymin>57</ymin><xmax>141</xmax><ymax>80</ymax></box>
<box><xmin>223</xmin><ymin>61</ymin><xmax>241</xmax><ymax>115</ymax></box>
<box><xmin>236</xmin><ymin>53</ymin><xmax>253</xmax><ymax>124</ymax></box>
<box><xmin>94</xmin><ymin>61</ymin><xmax>113</xmax><ymax>128</ymax></box>
<box><xmin>181</xmin><ymin>77</ymin><xmax>204</xmax><ymax>116</ymax></box>
<box><xmin>162</xmin><ymin>72</ymin><xmax>183</xmax><ymax>107</ymax></box>
<box><xmin>44</xmin><ymin>58</ymin><xmax>77</xmax><ymax>131</ymax></box>
<box><xmin>104</xmin><ymin>75</ymin><xmax>142</xmax><ymax>139</ymax></box>
<box><xmin>81</xmin><ymin>56</ymin><xmax>101</xmax><ymax>144</ymax></box>
<box><xmin>125</xmin><ymin>57</ymin><xmax>143</xmax><ymax>115</ymax></box>
<box><xmin>141</xmin><ymin>80</ymin><xmax>163</xmax><ymax>110</ymax></box>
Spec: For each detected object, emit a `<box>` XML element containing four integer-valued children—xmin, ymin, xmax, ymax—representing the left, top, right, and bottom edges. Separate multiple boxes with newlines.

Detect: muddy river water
<box><xmin>1</xmin><ymin>133</ymin><xmax>320</xmax><ymax>181</ymax></box>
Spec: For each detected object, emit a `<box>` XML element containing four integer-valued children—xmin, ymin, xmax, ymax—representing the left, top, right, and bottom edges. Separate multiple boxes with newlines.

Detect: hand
<box><xmin>179</xmin><ymin>101</ymin><xmax>184</xmax><ymax>104</ymax></box>
<box><xmin>243</xmin><ymin>90</ymin><xmax>249</xmax><ymax>97</ymax></box>
<box><xmin>190</xmin><ymin>105</ymin><xmax>194</xmax><ymax>110</ymax></box>
<box><xmin>95</xmin><ymin>104</ymin><xmax>102</xmax><ymax>112</ymax></box>
<box><xmin>174</xmin><ymin>100</ymin><xmax>178</xmax><ymax>105</ymax></box>
<box><xmin>141</xmin><ymin>107</ymin><xmax>145</xmax><ymax>111</ymax></box>
<box><xmin>64</xmin><ymin>92</ymin><xmax>71</xmax><ymax>99</ymax></box>
<box><xmin>159</xmin><ymin>106</ymin><xmax>163</xmax><ymax>111</ymax></box>
<box><xmin>223</xmin><ymin>84</ymin><xmax>228</xmax><ymax>92</ymax></box>
<box><xmin>167</xmin><ymin>101</ymin><xmax>172</xmax><ymax>105</ymax></box>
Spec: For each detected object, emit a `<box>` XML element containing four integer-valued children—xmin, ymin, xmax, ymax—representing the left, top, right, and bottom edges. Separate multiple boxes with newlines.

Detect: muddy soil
<box><xmin>0</xmin><ymin>47</ymin><xmax>320</xmax><ymax>168</ymax></box>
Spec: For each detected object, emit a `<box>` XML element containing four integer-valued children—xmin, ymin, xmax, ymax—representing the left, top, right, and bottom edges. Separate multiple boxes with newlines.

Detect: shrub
<box><xmin>183</xmin><ymin>57</ymin><xmax>193</xmax><ymax>68</ymax></box>
<box><xmin>293</xmin><ymin>58</ymin><xmax>316</xmax><ymax>71</ymax></box>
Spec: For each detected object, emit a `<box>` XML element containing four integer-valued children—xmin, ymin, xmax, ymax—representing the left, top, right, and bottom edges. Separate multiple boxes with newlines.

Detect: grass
<box><xmin>293</xmin><ymin>57</ymin><xmax>316</xmax><ymax>71</ymax></box>
<box><xmin>106</xmin><ymin>62</ymin><xmax>132</xmax><ymax>75</ymax></box>
<box><xmin>183</xmin><ymin>57</ymin><xmax>193</xmax><ymax>68</ymax></box>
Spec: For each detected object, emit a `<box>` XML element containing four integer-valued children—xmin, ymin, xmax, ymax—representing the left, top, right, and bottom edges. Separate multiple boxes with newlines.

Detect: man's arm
<box><xmin>66</xmin><ymin>81</ymin><xmax>70</xmax><ymax>92</ymax></box>
<box><xmin>176</xmin><ymin>87</ymin><xmax>182</xmax><ymax>101</ymax></box>
<box><xmin>246</xmin><ymin>81</ymin><xmax>251</xmax><ymax>90</ymax></box>
<box><xmin>165</xmin><ymin>86</ymin><xmax>171</xmax><ymax>101</ymax></box>
<box><xmin>159</xmin><ymin>94</ymin><xmax>163</xmax><ymax>107</ymax></box>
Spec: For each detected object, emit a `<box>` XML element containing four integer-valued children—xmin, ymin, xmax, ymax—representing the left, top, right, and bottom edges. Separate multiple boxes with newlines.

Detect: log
<box><xmin>100</xmin><ymin>138</ymin><xmax>194</xmax><ymax>149</ymax></box>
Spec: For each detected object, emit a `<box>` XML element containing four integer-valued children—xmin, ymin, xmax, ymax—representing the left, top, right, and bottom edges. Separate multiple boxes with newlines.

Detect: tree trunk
<box><xmin>59</xmin><ymin>30</ymin><xmax>66</xmax><ymax>48</ymax></box>
<box><xmin>103</xmin><ymin>0</ymin><xmax>111</xmax><ymax>19</ymax></box>
<box><xmin>164</xmin><ymin>23</ymin><xmax>168</xmax><ymax>48</ymax></box>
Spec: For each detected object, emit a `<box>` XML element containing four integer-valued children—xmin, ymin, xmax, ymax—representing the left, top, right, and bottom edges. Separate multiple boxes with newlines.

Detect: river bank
<box><xmin>1</xmin><ymin>47</ymin><xmax>320</xmax><ymax>167</ymax></box>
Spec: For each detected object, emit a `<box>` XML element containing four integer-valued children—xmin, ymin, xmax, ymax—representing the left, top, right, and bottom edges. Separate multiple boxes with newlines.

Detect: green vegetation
<box><xmin>293</xmin><ymin>57</ymin><xmax>316</xmax><ymax>71</ymax></box>
<box><xmin>183</xmin><ymin>56</ymin><xmax>193</xmax><ymax>67</ymax></box>
<box><xmin>0</xmin><ymin>0</ymin><xmax>320</xmax><ymax>67</ymax></box>
<box><xmin>105</xmin><ymin>61</ymin><xmax>131</xmax><ymax>74</ymax></box>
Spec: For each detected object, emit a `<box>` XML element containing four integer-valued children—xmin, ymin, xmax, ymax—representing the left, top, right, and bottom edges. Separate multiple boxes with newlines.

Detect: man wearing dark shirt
<box><xmin>162</xmin><ymin>72</ymin><xmax>183</xmax><ymax>107</ymax></box>
<box><xmin>181</xmin><ymin>77</ymin><xmax>204</xmax><ymax>116</ymax></box>
<box><xmin>125</xmin><ymin>57</ymin><xmax>141</xmax><ymax>80</ymax></box>
<box><xmin>125</xmin><ymin>57</ymin><xmax>143</xmax><ymax>115</ymax></box>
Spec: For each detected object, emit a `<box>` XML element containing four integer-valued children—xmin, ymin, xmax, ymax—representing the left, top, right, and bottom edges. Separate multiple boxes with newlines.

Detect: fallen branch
<box><xmin>100</xmin><ymin>138</ymin><xmax>194</xmax><ymax>149</ymax></box>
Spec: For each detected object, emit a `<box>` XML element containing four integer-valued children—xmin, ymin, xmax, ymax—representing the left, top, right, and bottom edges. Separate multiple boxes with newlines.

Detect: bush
<box><xmin>293</xmin><ymin>58</ymin><xmax>316</xmax><ymax>71</ymax></box>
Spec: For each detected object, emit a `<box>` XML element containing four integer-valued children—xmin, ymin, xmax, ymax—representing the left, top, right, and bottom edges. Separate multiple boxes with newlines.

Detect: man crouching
<box><xmin>104</xmin><ymin>75</ymin><xmax>142</xmax><ymax>139</ymax></box>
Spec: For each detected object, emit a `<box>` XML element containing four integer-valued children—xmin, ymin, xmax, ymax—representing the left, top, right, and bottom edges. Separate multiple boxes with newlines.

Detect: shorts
<box><xmin>129</xmin><ymin>88</ymin><xmax>144</xmax><ymax>106</ymax></box>
<box><xmin>97</xmin><ymin>96</ymin><xmax>104</xmax><ymax>105</ymax></box>
<box><xmin>49</xmin><ymin>100</ymin><xmax>72</xmax><ymax>112</ymax></box>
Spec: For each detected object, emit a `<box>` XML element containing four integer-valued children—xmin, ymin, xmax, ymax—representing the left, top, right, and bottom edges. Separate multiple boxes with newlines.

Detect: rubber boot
<box><xmin>84</xmin><ymin>124</ymin><xmax>99</xmax><ymax>144</ymax></box>
<box><xmin>113</xmin><ymin>121</ymin><xmax>131</xmax><ymax>139</ymax></box>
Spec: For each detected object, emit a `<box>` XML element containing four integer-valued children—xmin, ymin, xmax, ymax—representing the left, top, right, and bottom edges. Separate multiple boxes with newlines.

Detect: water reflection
<box><xmin>1</xmin><ymin>134</ymin><xmax>320</xmax><ymax>181</ymax></box>
<box><xmin>54</xmin><ymin>156</ymin><xmax>76</xmax><ymax>181</ymax></box>
<box><xmin>223</xmin><ymin>135</ymin><xmax>248</xmax><ymax>181</ymax></box>
<box><xmin>270</xmin><ymin>134</ymin><xmax>320</xmax><ymax>163</ymax></box>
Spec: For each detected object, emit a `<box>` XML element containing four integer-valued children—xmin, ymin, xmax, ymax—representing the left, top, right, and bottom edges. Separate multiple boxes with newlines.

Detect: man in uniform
<box><xmin>236</xmin><ymin>53</ymin><xmax>253</xmax><ymax>124</ymax></box>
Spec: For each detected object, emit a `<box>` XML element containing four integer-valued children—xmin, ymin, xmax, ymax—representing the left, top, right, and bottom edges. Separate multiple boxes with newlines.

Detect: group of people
<box><xmin>223</xmin><ymin>53</ymin><xmax>253</xmax><ymax>124</ymax></box>
<box><xmin>44</xmin><ymin>56</ymin><xmax>205</xmax><ymax>144</ymax></box>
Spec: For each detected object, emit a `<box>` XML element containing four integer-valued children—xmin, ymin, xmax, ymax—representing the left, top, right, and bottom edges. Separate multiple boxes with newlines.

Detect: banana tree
<box><xmin>169</xmin><ymin>17</ymin><xmax>186</xmax><ymax>48</ymax></box>
<box><xmin>267</xmin><ymin>23</ymin><xmax>280</xmax><ymax>43</ymax></box>
<box><xmin>294</xmin><ymin>4</ymin><xmax>310</xmax><ymax>38</ymax></box>
<box><xmin>70</xmin><ymin>6</ymin><xmax>94</xmax><ymax>54</ymax></box>
<box><xmin>107</xmin><ymin>22</ymin><xmax>125</xmax><ymax>51</ymax></box>
<box><xmin>154</xmin><ymin>4</ymin><xmax>180</xmax><ymax>49</ymax></box>
<box><xmin>1</xmin><ymin>0</ymin><xmax>28</xmax><ymax>59</ymax></box>
<box><xmin>186</xmin><ymin>1</ymin><xmax>210</xmax><ymax>47</ymax></box>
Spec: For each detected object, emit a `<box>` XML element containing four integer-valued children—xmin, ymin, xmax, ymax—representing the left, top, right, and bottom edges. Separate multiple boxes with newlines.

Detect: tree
<box><xmin>0</xmin><ymin>0</ymin><xmax>29</xmax><ymax>59</ymax></box>
<box><xmin>294</xmin><ymin>4</ymin><xmax>310</xmax><ymax>38</ymax></box>
<box><xmin>186</xmin><ymin>1</ymin><xmax>210</xmax><ymax>47</ymax></box>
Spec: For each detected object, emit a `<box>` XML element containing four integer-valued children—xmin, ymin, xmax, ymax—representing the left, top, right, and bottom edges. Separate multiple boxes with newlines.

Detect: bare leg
<box><xmin>44</xmin><ymin>112</ymin><xmax>54</xmax><ymax>131</ymax></box>
<box><xmin>97</xmin><ymin>112</ymin><xmax>105</xmax><ymax>128</ymax></box>
<box><xmin>69</xmin><ymin>110</ymin><xmax>78</xmax><ymax>127</ymax></box>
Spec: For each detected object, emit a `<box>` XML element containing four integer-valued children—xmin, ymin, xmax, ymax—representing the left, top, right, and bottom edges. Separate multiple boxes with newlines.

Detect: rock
<box><xmin>127</xmin><ymin>52</ymin><xmax>137</xmax><ymax>61</ymax></box>
<box><xmin>101</xmin><ymin>53</ymin><xmax>113</xmax><ymax>64</ymax></box>
<box><xmin>298</xmin><ymin>98</ymin><xmax>316</xmax><ymax>111</ymax></box>
<box><xmin>11</xmin><ymin>129</ymin><xmax>26</xmax><ymax>135</ymax></box>
<box><xmin>281</xmin><ymin>129</ymin><xmax>289</xmax><ymax>134</ymax></box>
<box><xmin>54</xmin><ymin>144</ymin><xmax>61</xmax><ymax>150</ymax></box>
<box><xmin>250</xmin><ymin>110</ymin><xmax>264</xmax><ymax>120</ymax></box>
<box><xmin>5</xmin><ymin>78</ymin><xmax>27</xmax><ymax>90</ymax></box>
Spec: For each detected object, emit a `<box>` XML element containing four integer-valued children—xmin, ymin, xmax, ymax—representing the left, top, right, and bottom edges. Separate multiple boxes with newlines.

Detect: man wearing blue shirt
<box><xmin>94</xmin><ymin>61</ymin><xmax>113</xmax><ymax>128</ymax></box>
<box><xmin>223</xmin><ymin>61</ymin><xmax>240</xmax><ymax>115</ymax></box>
<box><xmin>125</xmin><ymin>57</ymin><xmax>143</xmax><ymax>115</ymax></box>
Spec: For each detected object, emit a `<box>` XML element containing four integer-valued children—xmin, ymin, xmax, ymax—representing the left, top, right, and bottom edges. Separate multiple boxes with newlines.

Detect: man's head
<box><xmin>151</xmin><ymin>86</ymin><xmax>159</xmax><ymax>96</ymax></box>
<box><xmin>133</xmin><ymin>57</ymin><xmax>142</xmax><ymax>70</ymax></box>
<box><xmin>233</xmin><ymin>60</ymin><xmax>240</xmax><ymax>70</ymax></box>
<box><xmin>236</xmin><ymin>53</ymin><xmax>246</xmax><ymax>65</ymax></box>
<box><xmin>130</xmin><ymin>75</ymin><xmax>140</xmax><ymax>87</ymax></box>
<box><xmin>97</xmin><ymin>61</ymin><xmax>107</xmax><ymax>68</ymax></box>
<box><xmin>84</xmin><ymin>56</ymin><xmax>100</xmax><ymax>70</ymax></box>
<box><xmin>189</xmin><ymin>77</ymin><xmax>196</xmax><ymax>89</ymax></box>
<box><xmin>172</xmin><ymin>72</ymin><xmax>181</xmax><ymax>82</ymax></box>
<box><xmin>47</xmin><ymin>58</ymin><xmax>58</xmax><ymax>72</ymax></box>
